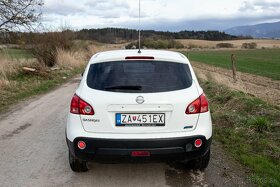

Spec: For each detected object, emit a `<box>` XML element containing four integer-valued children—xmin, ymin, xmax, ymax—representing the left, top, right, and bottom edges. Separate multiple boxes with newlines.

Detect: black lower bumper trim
<box><xmin>67</xmin><ymin>136</ymin><xmax>212</xmax><ymax>162</ymax></box>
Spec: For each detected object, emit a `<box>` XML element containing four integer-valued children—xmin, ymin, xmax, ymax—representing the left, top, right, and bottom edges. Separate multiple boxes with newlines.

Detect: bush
<box><xmin>188</xmin><ymin>44</ymin><xmax>198</xmax><ymax>49</ymax></box>
<box><xmin>241</xmin><ymin>42</ymin><xmax>257</xmax><ymax>49</ymax></box>
<box><xmin>29</xmin><ymin>31</ymin><xmax>74</xmax><ymax>67</ymax></box>
<box><xmin>174</xmin><ymin>42</ymin><xmax>184</xmax><ymax>49</ymax></box>
<box><xmin>216</xmin><ymin>43</ymin><xmax>234</xmax><ymax>48</ymax></box>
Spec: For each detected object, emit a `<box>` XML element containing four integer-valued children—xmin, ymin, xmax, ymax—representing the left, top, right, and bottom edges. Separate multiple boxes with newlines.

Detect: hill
<box><xmin>75</xmin><ymin>28</ymin><xmax>240</xmax><ymax>43</ymax></box>
<box><xmin>225</xmin><ymin>21</ymin><xmax>280</xmax><ymax>39</ymax></box>
<box><xmin>1</xmin><ymin>28</ymin><xmax>250</xmax><ymax>45</ymax></box>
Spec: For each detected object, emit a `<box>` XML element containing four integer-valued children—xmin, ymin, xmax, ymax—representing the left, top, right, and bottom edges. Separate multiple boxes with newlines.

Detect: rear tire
<box><xmin>69</xmin><ymin>151</ymin><xmax>88</xmax><ymax>172</ymax></box>
<box><xmin>191</xmin><ymin>149</ymin><xmax>211</xmax><ymax>170</ymax></box>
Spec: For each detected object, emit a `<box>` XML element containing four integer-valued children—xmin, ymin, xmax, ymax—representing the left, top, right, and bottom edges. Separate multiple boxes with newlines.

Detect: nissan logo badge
<box><xmin>136</xmin><ymin>96</ymin><xmax>145</xmax><ymax>104</ymax></box>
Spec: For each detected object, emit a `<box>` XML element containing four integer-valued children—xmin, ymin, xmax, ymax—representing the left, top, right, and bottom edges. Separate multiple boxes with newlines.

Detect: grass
<box><xmin>201</xmin><ymin>80</ymin><xmax>280</xmax><ymax>186</ymax></box>
<box><xmin>0</xmin><ymin>67</ymin><xmax>83</xmax><ymax>113</ymax></box>
<box><xmin>184</xmin><ymin>49</ymin><xmax>280</xmax><ymax>80</ymax></box>
<box><xmin>0</xmin><ymin>48</ymin><xmax>87</xmax><ymax>113</ymax></box>
<box><xmin>0</xmin><ymin>48</ymin><xmax>33</xmax><ymax>59</ymax></box>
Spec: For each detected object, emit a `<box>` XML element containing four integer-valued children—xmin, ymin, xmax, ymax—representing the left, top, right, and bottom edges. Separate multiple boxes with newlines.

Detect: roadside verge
<box><xmin>200</xmin><ymin>80</ymin><xmax>280</xmax><ymax>186</ymax></box>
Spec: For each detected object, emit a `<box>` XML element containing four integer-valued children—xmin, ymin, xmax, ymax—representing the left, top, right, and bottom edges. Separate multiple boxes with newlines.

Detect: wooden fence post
<box><xmin>231</xmin><ymin>54</ymin><xmax>237</xmax><ymax>82</ymax></box>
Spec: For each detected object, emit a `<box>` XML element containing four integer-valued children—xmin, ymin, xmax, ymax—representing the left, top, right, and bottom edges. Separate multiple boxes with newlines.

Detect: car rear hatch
<box><xmin>79</xmin><ymin>60</ymin><xmax>200</xmax><ymax>134</ymax></box>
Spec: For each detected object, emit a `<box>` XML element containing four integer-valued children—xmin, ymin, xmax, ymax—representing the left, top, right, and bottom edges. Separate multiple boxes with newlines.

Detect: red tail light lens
<box><xmin>70</xmin><ymin>94</ymin><xmax>94</xmax><ymax>115</ymax></box>
<box><xmin>70</xmin><ymin>95</ymin><xmax>79</xmax><ymax>114</ymax></box>
<box><xmin>200</xmin><ymin>93</ymin><xmax>209</xmax><ymax>113</ymax></box>
<box><xmin>194</xmin><ymin>139</ymin><xmax>202</xmax><ymax>148</ymax></box>
<box><xmin>77</xmin><ymin>141</ymin><xmax>86</xmax><ymax>150</ymax></box>
<box><xmin>186</xmin><ymin>93</ymin><xmax>209</xmax><ymax>114</ymax></box>
<box><xmin>131</xmin><ymin>151</ymin><xmax>151</xmax><ymax>157</ymax></box>
<box><xmin>186</xmin><ymin>97</ymin><xmax>201</xmax><ymax>114</ymax></box>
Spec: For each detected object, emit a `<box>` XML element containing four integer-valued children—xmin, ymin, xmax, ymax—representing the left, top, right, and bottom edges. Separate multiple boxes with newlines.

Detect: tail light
<box><xmin>77</xmin><ymin>141</ymin><xmax>86</xmax><ymax>150</ymax></box>
<box><xmin>194</xmin><ymin>139</ymin><xmax>202</xmax><ymax>148</ymax></box>
<box><xmin>70</xmin><ymin>94</ymin><xmax>94</xmax><ymax>115</ymax></box>
<box><xmin>131</xmin><ymin>151</ymin><xmax>151</xmax><ymax>157</ymax></box>
<box><xmin>186</xmin><ymin>93</ymin><xmax>209</xmax><ymax>114</ymax></box>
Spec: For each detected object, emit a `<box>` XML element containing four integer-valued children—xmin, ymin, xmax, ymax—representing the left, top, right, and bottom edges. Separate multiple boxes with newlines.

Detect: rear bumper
<box><xmin>67</xmin><ymin>136</ymin><xmax>212</xmax><ymax>162</ymax></box>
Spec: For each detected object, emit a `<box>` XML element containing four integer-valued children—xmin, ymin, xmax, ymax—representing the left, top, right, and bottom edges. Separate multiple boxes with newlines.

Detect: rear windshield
<box><xmin>86</xmin><ymin>60</ymin><xmax>192</xmax><ymax>93</ymax></box>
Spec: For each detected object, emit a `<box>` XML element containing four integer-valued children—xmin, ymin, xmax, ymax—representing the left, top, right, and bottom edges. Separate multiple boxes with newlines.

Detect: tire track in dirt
<box><xmin>191</xmin><ymin>61</ymin><xmax>280</xmax><ymax>106</ymax></box>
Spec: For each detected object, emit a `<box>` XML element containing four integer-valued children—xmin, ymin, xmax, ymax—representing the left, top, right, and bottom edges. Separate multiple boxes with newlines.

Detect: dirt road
<box><xmin>0</xmin><ymin>77</ymin><xmax>252</xmax><ymax>187</ymax></box>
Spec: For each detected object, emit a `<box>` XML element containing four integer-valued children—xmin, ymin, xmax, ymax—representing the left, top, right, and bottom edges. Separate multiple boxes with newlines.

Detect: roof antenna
<box><xmin>138</xmin><ymin>0</ymin><xmax>141</xmax><ymax>54</ymax></box>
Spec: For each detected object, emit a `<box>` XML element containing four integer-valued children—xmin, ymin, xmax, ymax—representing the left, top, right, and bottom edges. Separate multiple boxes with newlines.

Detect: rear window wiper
<box><xmin>105</xmin><ymin>85</ymin><xmax>142</xmax><ymax>90</ymax></box>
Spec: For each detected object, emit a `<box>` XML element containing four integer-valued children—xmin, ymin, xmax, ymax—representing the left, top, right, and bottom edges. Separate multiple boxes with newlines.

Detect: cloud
<box><xmin>85</xmin><ymin>0</ymin><xmax>130</xmax><ymax>18</ymax></box>
<box><xmin>254</xmin><ymin>0</ymin><xmax>280</xmax><ymax>9</ymax></box>
<box><xmin>239</xmin><ymin>0</ymin><xmax>280</xmax><ymax>12</ymax></box>
<box><xmin>86</xmin><ymin>0</ymin><xmax>129</xmax><ymax>10</ymax></box>
<box><xmin>41</xmin><ymin>0</ymin><xmax>280</xmax><ymax>31</ymax></box>
<box><xmin>113</xmin><ymin>13</ymin><xmax>280</xmax><ymax>31</ymax></box>
<box><xmin>42</xmin><ymin>1</ymin><xmax>85</xmax><ymax>16</ymax></box>
<box><xmin>239</xmin><ymin>1</ymin><xmax>257</xmax><ymax>11</ymax></box>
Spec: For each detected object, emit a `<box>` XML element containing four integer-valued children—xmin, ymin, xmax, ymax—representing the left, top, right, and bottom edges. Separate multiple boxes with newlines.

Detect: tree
<box><xmin>0</xmin><ymin>0</ymin><xmax>43</xmax><ymax>32</ymax></box>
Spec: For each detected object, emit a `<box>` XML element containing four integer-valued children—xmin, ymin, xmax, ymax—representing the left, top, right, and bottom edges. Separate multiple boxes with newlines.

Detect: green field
<box><xmin>0</xmin><ymin>48</ymin><xmax>33</xmax><ymax>59</ymax></box>
<box><xmin>184</xmin><ymin>49</ymin><xmax>280</xmax><ymax>80</ymax></box>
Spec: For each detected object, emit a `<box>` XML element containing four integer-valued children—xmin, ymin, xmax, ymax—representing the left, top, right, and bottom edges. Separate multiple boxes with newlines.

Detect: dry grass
<box><xmin>0</xmin><ymin>52</ymin><xmax>39</xmax><ymax>88</ymax></box>
<box><xmin>227</xmin><ymin>39</ymin><xmax>280</xmax><ymax>48</ymax></box>
<box><xmin>177</xmin><ymin>39</ymin><xmax>280</xmax><ymax>49</ymax></box>
<box><xmin>1</xmin><ymin>42</ymin><xmax>125</xmax><ymax>89</ymax></box>
<box><xmin>56</xmin><ymin>48</ymin><xmax>88</xmax><ymax>69</ymax></box>
<box><xmin>86</xmin><ymin>45</ymin><xmax>99</xmax><ymax>58</ymax></box>
<box><xmin>57</xmin><ymin>43</ymin><xmax>124</xmax><ymax>68</ymax></box>
<box><xmin>0</xmin><ymin>53</ymin><xmax>18</xmax><ymax>88</ymax></box>
<box><xmin>86</xmin><ymin>42</ymin><xmax>128</xmax><ymax>54</ymax></box>
<box><xmin>0</xmin><ymin>53</ymin><xmax>18</xmax><ymax>80</ymax></box>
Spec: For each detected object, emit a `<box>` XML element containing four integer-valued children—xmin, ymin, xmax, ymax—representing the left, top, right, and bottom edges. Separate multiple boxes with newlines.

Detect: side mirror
<box><xmin>81</xmin><ymin>72</ymin><xmax>84</xmax><ymax>77</ymax></box>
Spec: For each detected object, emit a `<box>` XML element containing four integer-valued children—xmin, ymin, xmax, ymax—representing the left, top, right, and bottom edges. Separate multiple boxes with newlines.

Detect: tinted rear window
<box><xmin>87</xmin><ymin>61</ymin><xmax>192</xmax><ymax>93</ymax></box>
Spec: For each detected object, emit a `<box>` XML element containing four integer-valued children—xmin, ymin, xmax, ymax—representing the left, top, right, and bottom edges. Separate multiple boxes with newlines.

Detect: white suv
<box><xmin>66</xmin><ymin>50</ymin><xmax>212</xmax><ymax>172</ymax></box>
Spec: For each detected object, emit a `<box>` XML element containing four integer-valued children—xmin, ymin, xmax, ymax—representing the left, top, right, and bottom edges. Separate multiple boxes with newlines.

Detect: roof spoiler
<box><xmin>125</xmin><ymin>56</ymin><xmax>154</xmax><ymax>60</ymax></box>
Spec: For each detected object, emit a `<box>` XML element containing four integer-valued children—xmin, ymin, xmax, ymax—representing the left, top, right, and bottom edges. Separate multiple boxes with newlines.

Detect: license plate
<box><xmin>116</xmin><ymin>113</ymin><xmax>165</xmax><ymax>127</ymax></box>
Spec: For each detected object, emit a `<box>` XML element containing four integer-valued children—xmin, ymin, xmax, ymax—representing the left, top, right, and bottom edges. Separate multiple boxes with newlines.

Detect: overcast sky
<box><xmin>41</xmin><ymin>0</ymin><xmax>280</xmax><ymax>31</ymax></box>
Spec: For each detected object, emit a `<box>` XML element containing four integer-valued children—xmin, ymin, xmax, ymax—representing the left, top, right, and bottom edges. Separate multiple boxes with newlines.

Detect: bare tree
<box><xmin>0</xmin><ymin>0</ymin><xmax>43</xmax><ymax>32</ymax></box>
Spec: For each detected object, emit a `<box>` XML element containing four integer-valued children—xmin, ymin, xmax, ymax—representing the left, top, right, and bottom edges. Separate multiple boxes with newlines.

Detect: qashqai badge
<box><xmin>136</xmin><ymin>96</ymin><xmax>145</xmax><ymax>104</ymax></box>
